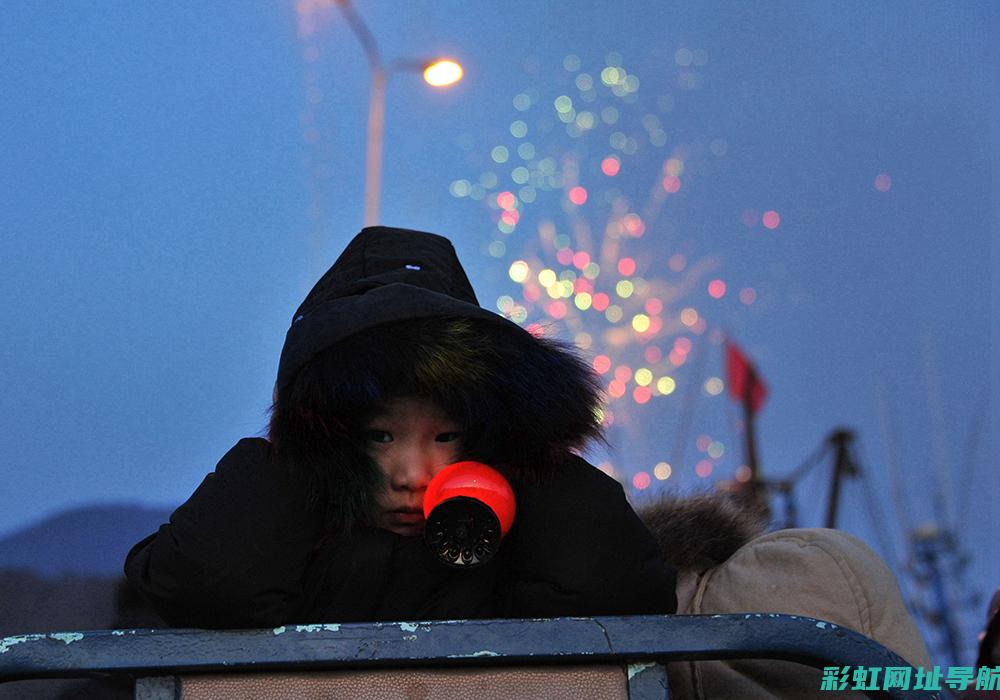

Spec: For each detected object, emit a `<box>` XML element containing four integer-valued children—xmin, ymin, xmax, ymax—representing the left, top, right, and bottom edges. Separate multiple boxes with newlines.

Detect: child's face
<box><xmin>365</xmin><ymin>396</ymin><xmax>462</xmax><ymax>537</ymax></box>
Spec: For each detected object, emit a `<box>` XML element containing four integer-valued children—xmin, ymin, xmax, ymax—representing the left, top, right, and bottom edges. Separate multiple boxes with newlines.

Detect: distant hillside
<box><xmin>0</xmin><ymin>504</ymin><xmax>173</xmax><ymax>577</ymax></box>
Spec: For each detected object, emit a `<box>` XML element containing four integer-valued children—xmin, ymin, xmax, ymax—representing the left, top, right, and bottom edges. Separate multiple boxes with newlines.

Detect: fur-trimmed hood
<box><xmin>269</xmin><ymin>227</ymin><xmax>604</xmax><ymax>532</ymax></box>
<box><xmin>637</xmin><ymin>492</ymin><xmax>769</xmax><ymax>572</ymax></box>
<box><xmin>641</xmin><ymin>494</ymin><xmax>934</xmax><ymax>697</ymax></box>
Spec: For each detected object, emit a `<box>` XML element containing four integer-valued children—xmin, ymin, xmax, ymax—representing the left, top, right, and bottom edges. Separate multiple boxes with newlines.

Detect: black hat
<box><xmin>276</xmin><ymin>226</ymin><xmax>524</xmax><ymax>392</ymax></box>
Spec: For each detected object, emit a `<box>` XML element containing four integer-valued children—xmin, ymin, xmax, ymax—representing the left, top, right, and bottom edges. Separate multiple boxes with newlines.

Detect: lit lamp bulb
<box><xmin>423</xmin><ymin>461</ymin><xmax>515</xmax><ymax>567</ymax></box>
<box><xmin>423</xmin><ymin>59</ymin><xmax>464</xmax><ymax>87</ymax></box>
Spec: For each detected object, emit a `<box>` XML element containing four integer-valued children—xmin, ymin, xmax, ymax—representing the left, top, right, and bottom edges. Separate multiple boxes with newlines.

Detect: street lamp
<box><xmin>335</xmin><ymin>1</ymin><xmax>464</xmax><ymax>226</ymax></box>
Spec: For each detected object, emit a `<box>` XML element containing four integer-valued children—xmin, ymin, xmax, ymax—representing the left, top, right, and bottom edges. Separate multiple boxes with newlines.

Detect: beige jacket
<box><xmin>665</xmin><ymin>527</ymin><xmax>932</xmax><ymax>699</ymax></box>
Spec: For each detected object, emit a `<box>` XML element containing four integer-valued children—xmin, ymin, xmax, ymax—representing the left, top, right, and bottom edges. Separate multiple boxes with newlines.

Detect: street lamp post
<box><xmin>335</xmin><ymin>1</ymin><xmax>463</xmax><ymax>226</ymax></box>
<box><xmin>365</xmin><ymin>62</ymin><xmax>387</xmax><ymax>227</ymax></box>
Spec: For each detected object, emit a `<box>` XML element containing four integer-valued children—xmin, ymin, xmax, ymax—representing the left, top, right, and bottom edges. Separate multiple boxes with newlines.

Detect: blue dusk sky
<box><xmin>1</xmin><ymin>1</ymin><xmax>995</xmax><ymax>660</ymax></box>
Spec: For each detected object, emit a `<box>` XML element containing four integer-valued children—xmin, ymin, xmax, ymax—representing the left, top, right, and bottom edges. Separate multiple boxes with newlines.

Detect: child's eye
<box><xmin>436</xmin><ymin>432</ymin><xmax>461</xmax><ymax>443</ymax></box>
<box><xmin>364</xmin><ymin>430</ymin><xmax>392</xmax><ymax>444</ymax></box>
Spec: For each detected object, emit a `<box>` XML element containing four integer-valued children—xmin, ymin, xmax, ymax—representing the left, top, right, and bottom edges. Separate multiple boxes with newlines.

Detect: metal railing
<box><xmin>0</xmin><ymin>613</ymin><xmax>941</xmax><ymax>699</ymax></box>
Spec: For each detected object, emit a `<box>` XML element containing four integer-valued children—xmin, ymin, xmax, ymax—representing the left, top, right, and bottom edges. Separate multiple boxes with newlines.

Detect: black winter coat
<box><xmin>124</xmin><ymin>226</ymin><xmax>677</xmax><ymax>628</ymax></box>
<box><xmin>126</xmin><ymin>438</ymin><xmax>676</xmax><ymax>628</ymax></box>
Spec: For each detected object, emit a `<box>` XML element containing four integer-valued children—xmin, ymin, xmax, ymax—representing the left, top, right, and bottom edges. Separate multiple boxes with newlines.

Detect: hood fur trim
<box><xmin>637</xmin><ymin>492</ymin><xmax>769</xmax><ymax>572</ymax></box>
<box><xmin>269</xmin><ymin>315</ymin><xmax>605</xmax><ymax>534</ymax></box>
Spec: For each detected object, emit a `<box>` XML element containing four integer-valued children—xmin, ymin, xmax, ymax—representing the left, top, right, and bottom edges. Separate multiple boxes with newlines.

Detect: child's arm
<box><xmin>124</xmin><ymin>438</ymin><xmax>322</xmax><ymax>628</ymax></box>
<box><xmin>501</xmin><ymin>455</ymin><xmax>678</xmax><ymax>617</ymax></box>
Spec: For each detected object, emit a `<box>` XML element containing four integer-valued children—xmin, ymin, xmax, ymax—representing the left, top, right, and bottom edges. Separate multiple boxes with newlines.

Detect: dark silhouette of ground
<box><xmin>0</xmin><ymin>504</ymin><xmax>170</xmax><ymax>698</ymax></box>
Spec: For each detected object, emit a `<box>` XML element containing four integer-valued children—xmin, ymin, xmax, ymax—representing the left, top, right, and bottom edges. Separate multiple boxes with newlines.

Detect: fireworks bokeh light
<box><xmin>449</xmin><ymin>51</ymin><xmax>759</xmax><ymax>491</ymax></box>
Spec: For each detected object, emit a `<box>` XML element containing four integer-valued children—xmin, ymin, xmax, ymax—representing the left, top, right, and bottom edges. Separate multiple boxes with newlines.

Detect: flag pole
<box><xmin>726</xmin><ymin>340</ymin><xmax>769</xmax><ymax>516</ymax></box>
<box><xmin>743</xmin><ymin>363</ymin><xmax>761</xmax><ymax>484</ymax></box>
<box><xmin>742</xmin><ymin>364</ymin><xmax>767</xmax><ymax>513</ymax></box>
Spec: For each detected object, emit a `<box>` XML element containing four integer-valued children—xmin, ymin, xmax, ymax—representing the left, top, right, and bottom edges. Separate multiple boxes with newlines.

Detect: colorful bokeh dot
<box><xmin>601</xmin><ymin>156</ymin><xmax>621</xmax><ymax>176</ymax></box>
<box><xmin>632</xmin><ymin>471</ymin><xmax>652</xmax><ymax>490</ymax></box>
<box><xmin>653</xmin><ymin>462</ymin><xmax>672</xmax><ymax>480</ymax></box>
<box><xmin>593</xmin><ymin>355</ymin><xmax>612</xmax><ymax>374</ymax></box>
<box><xmin>708</xmin><ymin>279</ymin><xmax>726</xmax><ymax>299</ymax></box>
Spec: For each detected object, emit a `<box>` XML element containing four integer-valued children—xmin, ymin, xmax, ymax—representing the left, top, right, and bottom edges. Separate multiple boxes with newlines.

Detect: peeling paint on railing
<box><xmin>627</xmin><ymin>661</ymin><xmax>656</xmax><ymax>680</ymax></box>
<box><xmin>0</xmin><ymin>634</ymin><xmax>46</xmax><ymax>655</ymax></box>
<box><xmin>294</xmin><ymin>624</ymin><xmax>341</xmax><ymax>633</ymax></box>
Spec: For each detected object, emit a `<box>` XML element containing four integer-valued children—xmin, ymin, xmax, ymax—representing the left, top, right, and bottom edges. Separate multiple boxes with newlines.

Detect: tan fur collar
<box><xmin>637</xmin><ymin>492</ymin><xmax>769</xmax><ymax>571</ymax></box>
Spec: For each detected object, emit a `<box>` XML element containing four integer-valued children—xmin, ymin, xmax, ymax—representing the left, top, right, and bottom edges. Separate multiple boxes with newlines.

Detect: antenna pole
<box><xmin>825</xmin><ymin>429</ymin><xmax>858</xmax><ymax>529</ymax></box>
<box><xmin>913</xmin><ymin>527</ymin><xmax>965</xmax><ymax>667</ymax></box>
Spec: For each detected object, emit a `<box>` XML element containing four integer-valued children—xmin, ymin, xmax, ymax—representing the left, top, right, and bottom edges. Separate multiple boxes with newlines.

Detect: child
<box><xmin>125</xmin><ymin>226</ymin><xmax>677</xmax><ymax>628</ymax></box>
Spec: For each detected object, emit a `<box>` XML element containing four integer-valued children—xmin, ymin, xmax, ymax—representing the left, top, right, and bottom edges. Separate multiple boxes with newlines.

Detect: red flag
<box><xmin>726</xmin><ymin>342</ymin><xmax>768</xmax><ymax>414</ymax></box>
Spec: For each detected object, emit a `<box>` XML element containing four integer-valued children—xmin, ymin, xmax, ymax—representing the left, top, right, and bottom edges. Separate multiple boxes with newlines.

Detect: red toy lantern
<box><xmin>423</xmin><ymin>461</ymin><xmax>516</xmax><ymax>567</ymax></box>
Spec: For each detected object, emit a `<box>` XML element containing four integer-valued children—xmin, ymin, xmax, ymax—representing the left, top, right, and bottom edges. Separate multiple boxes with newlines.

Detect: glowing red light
<box><xmin>762</xmin><ymin>210</ymin><xmax>780</xmax><ymax>229</ymax></box>
<box><xmin>695</xmin><ymin>460</ymin><xmax>713</xmax><ymax>478</ymax></box>
<box><xmin>593</xmin><ymin>355</ymin><xmax>612</xmax><ymax>374</ymax></box>
<box><xmin>525</xmin><ymin>323</ymin><xmax>544</xmax><ymax>338</ymax></box>
<box><xmin>592</xmin><ymin>293</ymin><xmax>610</xmax><ymax>312</ymax></box>
<box><xmin>548</xmin><ymin>301</ymin><xmax>567</xmax><ymax>319</ymax></box>
<box><xmin>708</xmin><ymin>279</ymin><xmax>726</xmax><ymax>299</ymax></box>
<box><xmin>644</xmin><ymin>346</ymin><xmax>662</xmax><ymax>363</ymax></box>
<box><xmin>608</xmin><ymin>379</ymin><xmax>626</xmax><ymax>398</ymax></box>
<box><xmin>601</xmin><ymin>156</ymin><xmax>621</xmax><ymax>177</ymax></box>
<box><xmin>633</xmin><ymin>386</ymin><xmax>652</xmax><ymax>404</ymax></box>
<box><xmin>496</xmin><ymin>191</ymin><xmax>517</xmax><ymax>210</ymax></box>
<box><xmin>568</xmin><ymin>186</ymin><xmax>588</xmax><ymax>205</ymax></box>
<box><xmin>662</xmin><ymin>176</ymin><xmax>681</xmax><ymax>193</ymax></box>
<box><xmin>500</xmin><ymin>209</ymin><xmax>520</xmax><ymax>226</ymax></box>
<box><xmin>668</xmin><ymin>350</ymin><xmax>687</xmax><ymax>366</ymax></box>
<box><xmin>523</xmin><ymin>285</ymin><xmax>540</xmax><ymax>302</ymax></box>
<box><xmin>618</xmin><ymin>257</ymin><xmax>637</xmax><ymax>276</ymax></box>
<box><xmin>424</xmin><ymin>462</ymin><xmax>516</xmax><ymax>536</ymax></box>
<box><xmin>648</xmin><ymin>316</ymin><xmax>663</xmax><ymax>334</ymax></box>
<box><xmin>674</xmin><ymin>337</ymin><xmax>692</xmax><ymax>354</ymax></box>
<box><xmin>632</xmin><ymin>471</ymin><xmax>651</xmax><ymax>490</ymax></box>
<box><xmin>644</xmin><ymin>298</ymin><xmax>663</xmax><ymax>315</ymax></box>
<box><xmin>696</xmin><ymin>435</ymin><xmax>712</xmax><ymax>452</ymax></box>
<box><xmin>574</xmin><ymin>277</ymin><xmax>593</xmax><ymax>294</ymax></box>
<box><xmin>556</xmin><ymin>248</ymin><xmax>574</xmax><ymax>265</ymax></box>
<box><xmin>572</xmin><ymin>251</ymin><xmax>590</xmax><ymax>269</ymax></box>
